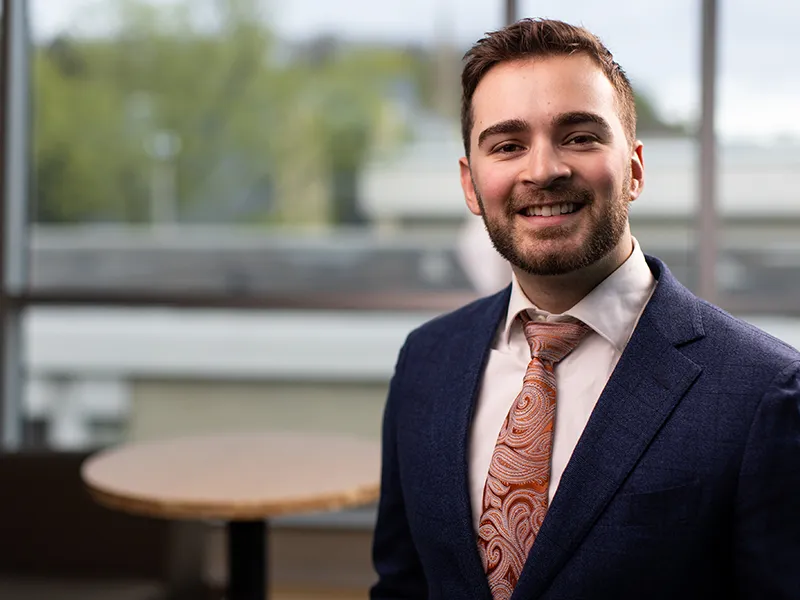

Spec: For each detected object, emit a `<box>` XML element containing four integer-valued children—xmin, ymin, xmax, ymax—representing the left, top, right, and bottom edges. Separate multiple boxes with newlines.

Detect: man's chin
<box><xmin>506</xmin><ymin>238</ymin><xmax>590</xmax><ymax>276</ymax></box>
<box><xmin>513</xmin><ymin>255</ymin><xmax>584</xmax><ymax>277</ymax></box>
<box><xmin>519</xmin><ymin>236</ymin><xmax>582</xmax><ymax>259</ymax></box>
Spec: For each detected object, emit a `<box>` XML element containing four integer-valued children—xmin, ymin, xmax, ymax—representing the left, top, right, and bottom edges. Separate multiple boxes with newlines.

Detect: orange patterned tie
<box><xmin>478</xmin><ymin>315</ymin><xmax>590</xmax><ymax>600</ymax></box>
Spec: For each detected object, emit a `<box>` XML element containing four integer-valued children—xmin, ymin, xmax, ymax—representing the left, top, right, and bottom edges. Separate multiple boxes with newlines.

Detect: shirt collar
<box><xmin>501</xmin><ymin>238</ymin><xmax>656</xmax><ymax>352</ymax></box>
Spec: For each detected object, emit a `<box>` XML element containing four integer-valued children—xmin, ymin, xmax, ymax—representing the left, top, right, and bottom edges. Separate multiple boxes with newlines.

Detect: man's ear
<box><xmin>629</xmin><ymin>140</ymin><xmax>645</xmax><ymax>201</ymax></box>
<box><xmin>460</xmin><ymin>157</ymin><xmax>482</xmax><ymax>216</ymax></box>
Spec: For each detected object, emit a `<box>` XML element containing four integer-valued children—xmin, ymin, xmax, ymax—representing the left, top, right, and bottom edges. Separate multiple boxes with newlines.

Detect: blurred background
<box><xmin>1</xmin><ymin>0</ymin><xmax>799</xmax><ymax>598</ymax></box>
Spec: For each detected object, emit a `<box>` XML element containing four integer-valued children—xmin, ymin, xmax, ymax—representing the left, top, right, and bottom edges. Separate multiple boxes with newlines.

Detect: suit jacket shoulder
<box><xmin>693</xmin><ymin>298</ymin><xmax>799</xmax><ymax>368</ymax></box>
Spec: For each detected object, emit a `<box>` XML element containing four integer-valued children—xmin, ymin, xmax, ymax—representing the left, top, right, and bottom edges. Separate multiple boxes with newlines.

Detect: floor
<box><xmin>0</xmin><ymin>516</ymin><xmax>375</xmax><ymax>600</ymax></box>
<box><xmin>0</xmin><ymin>579</ymin><xmax>366</xmax><ymax>600</ymax></box>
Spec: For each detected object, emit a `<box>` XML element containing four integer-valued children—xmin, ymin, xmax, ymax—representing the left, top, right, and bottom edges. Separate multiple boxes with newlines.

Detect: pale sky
<box><xmin>30</xmin><ymin>0</ymin><xmax>800</xmax><ymax>142</ymax></box>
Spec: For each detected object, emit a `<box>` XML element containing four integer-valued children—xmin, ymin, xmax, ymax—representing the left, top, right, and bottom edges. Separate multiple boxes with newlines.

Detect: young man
<box><xmin>370</xmin><ymin>18</ymin><xmax>800</xmax><ymax>600</ymax></box>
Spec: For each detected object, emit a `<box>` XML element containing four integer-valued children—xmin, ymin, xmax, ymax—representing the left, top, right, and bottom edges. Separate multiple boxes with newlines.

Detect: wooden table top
<box><xmin>81</xmin><ymin>432</ymin><xmax>381</xmax><ymax>521</ymax></box>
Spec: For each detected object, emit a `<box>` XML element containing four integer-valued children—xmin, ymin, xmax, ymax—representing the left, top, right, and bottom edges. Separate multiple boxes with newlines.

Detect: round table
<box><xmin>81</xmin><ymin>432</ymin><xmax>381</xmax><ymax>600</ymax></box>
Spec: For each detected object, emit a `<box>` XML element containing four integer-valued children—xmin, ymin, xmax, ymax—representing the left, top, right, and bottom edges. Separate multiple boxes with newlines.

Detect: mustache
<box><xmin>506</xmin><ymin>186</ymin><xmax>594</xmax><ymax>216</ymax></box>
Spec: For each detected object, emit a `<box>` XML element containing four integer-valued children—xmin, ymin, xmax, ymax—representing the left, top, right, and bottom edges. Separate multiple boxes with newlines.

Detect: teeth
<box><xmin>524</xmin><ymin>203</ymin><xmax>577</xmax><ymax>217</ymax></box>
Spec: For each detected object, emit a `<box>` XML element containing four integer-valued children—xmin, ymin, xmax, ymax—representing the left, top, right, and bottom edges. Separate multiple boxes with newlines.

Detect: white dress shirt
<box><xmin>468</xmin><ymin>239</ymin><xmax>656</xmax><ymax>530</ymax></box>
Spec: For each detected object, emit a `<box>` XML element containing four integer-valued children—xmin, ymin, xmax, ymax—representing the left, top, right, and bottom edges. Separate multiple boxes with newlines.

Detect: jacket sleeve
<box><xmin>734</xmin><ymin>360</ymin><xmax>800</xmax><ymax>598</ymax></box>
<box><xmin>370</xmin><ymin>339</ymin><xmax>428</xmax><ymax>599</ymax></box>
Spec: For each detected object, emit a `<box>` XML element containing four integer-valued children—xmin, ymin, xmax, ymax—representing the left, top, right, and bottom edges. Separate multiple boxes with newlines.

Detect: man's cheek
<box><xmin>480</xmin><ymin>180</ymin><xmax>515</xmax><ymax>209</ymax></box>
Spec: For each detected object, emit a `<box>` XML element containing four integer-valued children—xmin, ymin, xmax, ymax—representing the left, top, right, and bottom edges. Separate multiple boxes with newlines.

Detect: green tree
<box><xmin>34</xmin><ymin>37</ymin><xmax>150</xmax><ymax>222</ymax></box>
<box><xmin>32</xmin><ymin>0</ymin><xmax>417</xmax><ymax>226</ymax></box>
<box><xmin>635</xmin><ymin>91</ymin><xmax>687</xmax><ymax>136</ymax></box>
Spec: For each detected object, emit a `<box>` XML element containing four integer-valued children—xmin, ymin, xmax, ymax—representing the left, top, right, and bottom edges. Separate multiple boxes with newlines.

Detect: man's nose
<box><xmin>521</xmin><ymin>144</ymin><xmax>571</xmax><ymax>188</ymax></box>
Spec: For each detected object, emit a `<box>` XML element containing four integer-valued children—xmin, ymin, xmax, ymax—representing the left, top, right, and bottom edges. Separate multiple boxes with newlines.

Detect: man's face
<box><xmin>459</xmin><ymin>54</ymin><xmax>644</xmax><ymax>276</ymax></box>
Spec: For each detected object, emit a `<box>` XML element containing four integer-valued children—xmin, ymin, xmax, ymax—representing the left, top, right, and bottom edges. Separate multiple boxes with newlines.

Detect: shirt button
<box><xmin>536</xmin><ymin>314</ymin><xmax>546</xmax><ymax>322</ymax></box>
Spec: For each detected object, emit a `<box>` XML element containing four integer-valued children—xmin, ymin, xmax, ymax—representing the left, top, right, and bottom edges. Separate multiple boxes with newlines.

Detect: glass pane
<box><xmin>716</xmin><ymin>0</ymin><xmax>800</xmax><ymax>313</ymax></box>
<box><xmin>27</xmin><ymin>1</ymin><xmax>707</xmax><ymax>305</ymax></box>
<box><xmin>518</xmin><ymin>0</ymin><xmax>700</xmax><ymax>288</ymax></box>
<box><xmin>21</xmin><ymin>305</ymin><xmax>434</xmax><ymax>450</ymax></box>
<box><xmin>27</xmin><ymin>0</ymin><xmax>500</xmax><ymax>303</ymax></box>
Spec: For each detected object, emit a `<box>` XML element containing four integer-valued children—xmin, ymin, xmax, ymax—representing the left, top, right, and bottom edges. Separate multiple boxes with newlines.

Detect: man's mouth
<box><xmin>519</xmin><ymin>203</ymin><xmax>583</xmax><ymax>217</ymax></box>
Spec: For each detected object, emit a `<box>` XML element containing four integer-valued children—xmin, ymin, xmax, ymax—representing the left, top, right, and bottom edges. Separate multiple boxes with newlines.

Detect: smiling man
<box><xmin>460</xmin><ymin>51</ymin><xmax>641</xmax><ymax>313</ymax></box>
<box><xmin>370</xmin><ymin>18</ymin><xmax>800</xmax><ymax>600</ymax></box>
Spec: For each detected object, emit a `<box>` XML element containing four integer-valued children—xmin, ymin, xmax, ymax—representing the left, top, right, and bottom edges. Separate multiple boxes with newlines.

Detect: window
<box><xmin>27</xmin><ymin>0</ymin><xmax>493</xmax><ymax>307</ymax></box>
<box><xmin>714</xmin><ymin>0</ymin><xmax>800</xmax><ymax>313</ymax></box>
<box><xmin>3</xmin><ymin>0</ymin><xmax>796</xmax><ymax>451</ymax></box>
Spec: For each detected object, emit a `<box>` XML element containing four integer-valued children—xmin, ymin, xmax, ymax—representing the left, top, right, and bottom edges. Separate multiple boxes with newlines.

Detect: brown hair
<box><xmin>461</xmin><ymin>18</ymin><xmax>636</xmax><ymax>158</ymax></box>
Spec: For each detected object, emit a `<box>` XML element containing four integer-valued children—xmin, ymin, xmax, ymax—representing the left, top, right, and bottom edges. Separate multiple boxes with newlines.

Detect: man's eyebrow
<box><xmin>476</xmin><ymin>113</ymin><xmax>613</xmax><ymax>149</ymax></box>
<box><xmin>477</xmin><ymin>119</ymin><xmax>530</xmax><ymax>149</ymax></box>
<box><xmin>552</xmin><ymin>111</ymin><xmax>613</xmax><ymax>137</ymax></box>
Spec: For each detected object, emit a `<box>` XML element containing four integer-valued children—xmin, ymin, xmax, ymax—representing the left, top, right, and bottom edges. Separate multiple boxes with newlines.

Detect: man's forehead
<box><xmin>477</xmin><ymin>53</ymin><xmax>609</xmax><ymax>87</ymax></box>
<box><xmin>472</xmin><ymin>55</ymin><xmax>616</xmax><ymax>113</ymax></box>
<box><xmin>470</xmin><ymin>55</ymin><xmax>621</xmax><ymax>135</ymax></box>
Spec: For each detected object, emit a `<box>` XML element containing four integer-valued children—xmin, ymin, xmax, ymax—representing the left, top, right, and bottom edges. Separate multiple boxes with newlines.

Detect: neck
<box><xmin>514</xmin><ymin>232</ymin><xmax>634</xmax><ymax>314</ymax></box>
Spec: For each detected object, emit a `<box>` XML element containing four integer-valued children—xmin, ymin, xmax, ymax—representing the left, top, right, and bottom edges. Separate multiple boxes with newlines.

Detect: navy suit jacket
<box><xmin>371</xmin><ymin>255</ymin><xmax>800</xmax><ymax>599</ymax></box>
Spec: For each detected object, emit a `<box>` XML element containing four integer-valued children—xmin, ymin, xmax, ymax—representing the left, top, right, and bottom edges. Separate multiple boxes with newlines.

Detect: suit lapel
<box><xmin>430</xmin><ymin>287</ymin><xmax>510</xmax><ymax>597</ymax></box>
<box><xmin>512</xmin><ymin>256</ymin><xmax>705</xmax><ymax>600</ymax></box>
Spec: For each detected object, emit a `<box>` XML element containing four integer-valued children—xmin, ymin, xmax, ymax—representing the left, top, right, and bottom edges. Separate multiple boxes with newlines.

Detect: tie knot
<box><xmin>520</xmin><ymin>314</ymin><xmax>590</xmax><ymax>364</ymax></box>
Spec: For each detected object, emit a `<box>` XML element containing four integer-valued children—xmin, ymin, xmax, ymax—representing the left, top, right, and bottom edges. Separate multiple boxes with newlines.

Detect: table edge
<box><xmin>83</xmin><ymin>481</ymin><xmax>380</xmax><ymax>521</ymax></box>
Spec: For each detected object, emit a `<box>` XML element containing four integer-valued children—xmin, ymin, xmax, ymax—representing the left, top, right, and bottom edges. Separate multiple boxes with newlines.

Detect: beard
<box><xmin>477</xmin><ymin>176</ymin><xmax>630</xmax><ymax>276</ymax></box>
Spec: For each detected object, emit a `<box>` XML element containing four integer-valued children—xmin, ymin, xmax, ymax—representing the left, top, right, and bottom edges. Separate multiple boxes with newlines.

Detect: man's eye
<box><xmin>495</xmin><ymin>143</ymin><xmax>523</xmax><ymax>153</ymax></box>
<box><xmin>566</xmin><ymin>135</ymin><xmax>598</xmax><ymax>145</ymax></box>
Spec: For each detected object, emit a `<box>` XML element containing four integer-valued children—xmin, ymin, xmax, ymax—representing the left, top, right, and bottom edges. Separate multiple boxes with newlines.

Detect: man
<box><xmin>370</xmin><ymin>18</ymin><xmax>800</xmax><ymax>600</ymax></box>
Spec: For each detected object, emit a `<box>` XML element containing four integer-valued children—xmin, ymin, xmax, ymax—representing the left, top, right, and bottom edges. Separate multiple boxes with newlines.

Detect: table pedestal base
<box><xmin>228</xmin><ymin>520</ymin><xmax>268</xmax><ymax>600</ymax></box>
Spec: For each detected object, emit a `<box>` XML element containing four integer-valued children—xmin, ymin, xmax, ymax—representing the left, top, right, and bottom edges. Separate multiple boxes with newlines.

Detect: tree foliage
<box><xmin>33</xmin><ymin>0</ymin><xmax>415</xmax><ymax>224</ymax></box>
<box><xmin>635</xmin><ymin>91</ymin><xmax>687</xmax><ymax>136</ymax></box>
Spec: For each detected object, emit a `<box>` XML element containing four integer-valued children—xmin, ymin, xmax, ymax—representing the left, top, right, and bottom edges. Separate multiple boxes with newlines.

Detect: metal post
<box><xmin>0</xmin><ymin>0</ymin><xmax>31</xmax><ymax>450</ymax></box>
<box><xmin>504</xmin><ymin>0</ymin><xmax>517</xmax><ymax>26</ymax></box>
<box><xmin>698</xmin><ymin>0</ymin><xmax>719</xmax><ymax>303</ymax></box>
<box><xmin>228</xmin><ymin>520</ymin><xmax>268</xmax><ymax>600</ymax></box>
